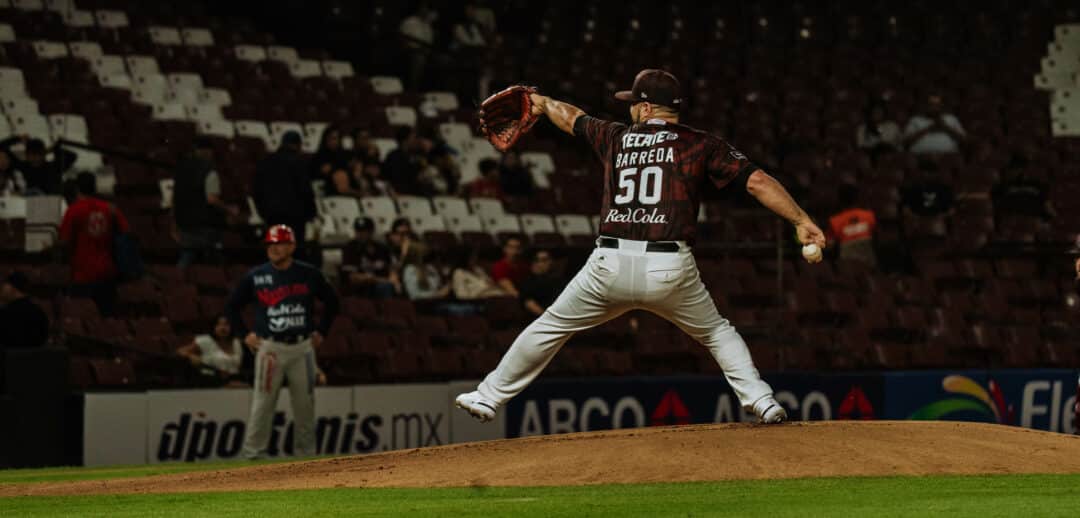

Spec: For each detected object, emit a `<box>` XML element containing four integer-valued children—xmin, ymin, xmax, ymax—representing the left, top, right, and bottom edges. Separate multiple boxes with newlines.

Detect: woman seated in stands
<box><xmin>401</xmin><ymin>244</ymin><xmax>450</xmax><ymax>301</ymax></box>
<box><xmin>177</xmin><ymin>315</ymin><xmax>245</xmax><ymax>384</ymax></box>
<box><xmin>451</xmin><ymin>248</ymin><xmax>507</xmax><ymax>301</ymax></box>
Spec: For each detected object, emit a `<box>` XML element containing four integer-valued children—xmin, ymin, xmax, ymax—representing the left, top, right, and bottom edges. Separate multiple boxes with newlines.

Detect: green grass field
<box><xmin>2</xmin><ymin>464</ymin><xmax>1079</xmax><ymax>517</ymax></box>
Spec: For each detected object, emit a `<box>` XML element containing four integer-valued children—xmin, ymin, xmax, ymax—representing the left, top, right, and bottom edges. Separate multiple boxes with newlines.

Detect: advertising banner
<box><xmin>504</xmin><ymin>374</ymin><xmax>882</xmax><ymax>438</ymax></box>
<box><xmin>883</xmin><ymin>370</ymin><xmax>1079</xmax><ymax>434</ymax></box>
<box><xmin>447</xmin><ymin>380</ymin><xmax>505</xmax><ymax>444</ymax></box>
<box><xmin>83</xmin><ymin>393</ymin><xmax>147</xmax><ymax>467</ymax></box>
<box><xmin>350</xmin><ymin>384</ymin><xmax>450</xmax><ymax>453</ymax></box>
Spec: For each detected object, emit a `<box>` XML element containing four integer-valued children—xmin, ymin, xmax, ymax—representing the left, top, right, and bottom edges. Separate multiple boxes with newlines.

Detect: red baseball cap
<box><xmin>264</xmin><ymin>224</ymin><xmax>296</xmax><ymax>244</ymax></box>
<box><xmin>614</xmin><ymin>69</ymin><xmax>683</xmax><ymax>110</ymax></box>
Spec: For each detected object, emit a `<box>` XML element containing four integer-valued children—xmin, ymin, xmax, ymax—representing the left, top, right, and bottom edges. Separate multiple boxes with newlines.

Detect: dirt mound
<box><xmin>6</xmin><ymin>421</ymin><xmax>1080</xmax><ymax>496</ymax></box>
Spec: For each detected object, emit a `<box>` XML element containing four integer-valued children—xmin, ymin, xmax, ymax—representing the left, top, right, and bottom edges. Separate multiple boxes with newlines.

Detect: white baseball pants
<box><xmin>477</xmin><ymin>238</ymin><xmax>775</xmax><ymax>409</ymax></box>
<box><xmin>243</xmin><ymin>339</ymin><xmax>317</xmax><ymax>459</ymax></box>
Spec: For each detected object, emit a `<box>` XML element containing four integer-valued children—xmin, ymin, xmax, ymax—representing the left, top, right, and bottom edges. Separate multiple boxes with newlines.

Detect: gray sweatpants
<box><xmin>477</xmin><ymin>239</ymin><xmax>774</xmax><ymax>409</ymax></box>
<box><xmin>242</xmin><ymin>339</ymin><xmax>317</xmax><ymax>459</ymax></box>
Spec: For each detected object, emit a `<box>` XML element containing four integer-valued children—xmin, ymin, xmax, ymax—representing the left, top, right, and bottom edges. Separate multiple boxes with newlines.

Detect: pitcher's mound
<box><xmin>7</xmin><ymin>421</ymin><xmax>1080</xmax><ymax>496</ymax></box>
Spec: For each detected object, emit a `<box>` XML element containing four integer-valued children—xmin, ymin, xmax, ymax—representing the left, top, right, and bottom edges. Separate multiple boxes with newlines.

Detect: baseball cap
<box><xmin>614</xmin><ymin>69</ymin><xmax>683</xmax><ymax>110</ymax></box>
<box><xmin>353</xmin><ymin>216</ymin><xmax>375</xmax><ymax>232</ymax></box>
<box><xmin>264</xmin><ymin>224</ymin><xmax>296</xmax><ymax>244</ymax></box>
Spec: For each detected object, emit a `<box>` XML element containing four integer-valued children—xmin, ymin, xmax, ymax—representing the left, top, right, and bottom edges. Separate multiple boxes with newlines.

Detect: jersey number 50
<box><xmin>614</xmin><ymin>166</ymin><xmax>663</xmax><ymax>205</ymax></box>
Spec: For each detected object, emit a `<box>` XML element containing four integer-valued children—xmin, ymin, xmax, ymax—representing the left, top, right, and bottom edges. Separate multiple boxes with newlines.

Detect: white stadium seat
<box><xmin>423</xmin><ymin>91</ymin><xmax>460</xmax><ymax>111</ymax></box>
<box><xmin>48</xmin><ymin>114</ymin><xmax>88</xmax><ymax>142</ymax></box>
<box><xmin>152</xmin><ymin>103</ymin><xmax>187</xmax><ymax>121</ymax></box>
<box><xmin>321</xmin><ymin>196</ymin><xmax>362</xmax><ymax>240</ymax></box>
<box><xmin>433</xmin><ymin>196</ymin><xmax>470</xmax><ymax>218</ymax></box>
<box><xmin>521</xmin><ymin>151</ymin><xmax>555</xmax><ymax>189</ymax></box>
<box><xmin>290</xmin><ymin>60</ymin><xmax>322</xmax><ymax>78</ymax></box>
<box><xmin>555</xmin><ymin>214</ymin><xmax>594</xmax><ymax>237</ymax></box>
<box><xmin>125</xmin><ymin>55</ymin><xmax>160</xmax><ymax>75</ymax></box>
<box><xmin>197</xmin><ymin>120</ymin><xmax>235</xmax><ymax>138</ymax></box>
<box><xmin>0</xmin><ymin>24</ymin><xmax>14</xmax><ymax>43</ymax></box>
<box><xmin>198</xmin><ymin>88</ymin><xmax>232</xmax><ymax>106</ymax></box>
<box><xmin>591</xmin><ymin>215</ymin><xmax>602</xmax><ymax>234</ymax></box>
<box><xmin>62</xmin><ymin>10</ymin><xmax>95</xmax><ymax>28</ymax></box>
<box><xmin>439</xmin><ymin>122</ymin><xmax>473</xmax><ymax>151</ymax></box>
<box><xmin>168</xmin><ymin>73</ymin><xmax>204</xmax><ymax>92</ymax></box>
<box><xmin>385</xmin><ymin>106</ymin><xmax>417</xmax><ymax>127</ymax></box>
<box><xmin>0</xmin><ymin>67</ymin><xmax>27</xmax><ymax>98</ymax></box>
<box><xmin>0</xmin><ymin>196</ymin><xmax>28</xmax><ymax>219</ymax></box>
<box><xmin>0</xmin><ymin>116</ymin><xmax>12</xmax><ymax>140</ymax></box>
<box><xmin>396</xmin><ymin>195</ymin><xmax>434</xmax><ymax>218</ymax></box>
<box><xmin>148</xmin><ymin>26</ymin><xmax>182</xmax><ymax>46</ymax></box>
<box><xmin>483</xmin><ymin>213</ymin><xmax>522</xmax><ymax>236</ymax></box>
<box><xmin>1</xmin><ymin>98</ymin><xmax>39</xmax><ymax>118</ymax></box>
<box><xmin>11</xmin><ymin>113</ymin><xmax>51</xmax><ymax>144</ymax></box>
<box><xmin>469</xmin><ymin>198</ymin><xmax>505</xmax><ymax>218</ymax></box>
<box><xmin>409</xmin><ymin>213</ymin><xmax>446</xmax><ymax>234</ymax></box>
<box><xmin>131</xmin><ymin>74</ymin><xmax>168</xmax><ymax>105</ymax></box>
<box><xmin>234</xmin><ymin>45</ymin><xmax>267</xmax><ymax>62</ymax></box>
<box><xmin>372</xmin><ymin>138</ymin><xmax>396</xmax><ymax>161</ymax></box>
<box><xmin>370</xmin><ymin>76</ymin><xmax>404</xmax><ymax>95</ymax></box>
<box><xmin>91</xmin><ymin>55</ymin><xmax>126</xmax><ymax>76</ymax></box>
<box><xmin>68</xmin><ymin>41</ymin><xmax>103</xmax><ymax>60</ymax></box>
<box><xmin>185</xmin><ymin>104</ymin><xmax>223</xmax><ymax>123</ymax></box>
<box><xmin>444</xmin><ymin>214</ymin><xmax>484</xmax><ymax>235</ymax></box>
<box><xmin>519</xmin><ymin>213</ymin><xmax>556</xmax><ymax>236</ymax></box>
<box><xmin>267</xmin><ymin>46</ymin><xmax>299</xmax><ymax>64</ymax></box>
<box><xmin>269</xmin><ymin>121</ymin><xmax>304</xmax><ymax>150</ymax></box>
<box><xmin>234</xmin><ymin>120</ymin><xmax>273</xmax><ymax>150</ymax></box>
<box><xmin>12</xmin><ymin>0</ymin><xmax>43</xmax><ymax>10</ymax></box>
<box><xmin>181</xmin><ymin>28</ymin><xmax>214</xmax><ymax>47</ymax></box>
<box><xmin>321</xmin><ymin>60</ymin><xmax>354</xmax><ymax>79</ymax></box>
<box><xmin>44</xmin><ymin>0</ymin><xmax>71</xmax><ymax>11</ymax></box>
<box><xmin>32</xmin><ymin>40</ymin><xmax>68</xmax><ymax>59</ymax></box>
<box><xmin>98</xmin><ymin>73</ymin><xmax>131</xmax><ymax>90</ymax></box>
<box><xmin>95</xmin><ymin>10</ymin><xmax>129</xmax><ymax>29</ymax></box>
<box><xmin>360</xmin><ymin>196</ymin><xmax>398</xmax><ymax>220</ymax></box>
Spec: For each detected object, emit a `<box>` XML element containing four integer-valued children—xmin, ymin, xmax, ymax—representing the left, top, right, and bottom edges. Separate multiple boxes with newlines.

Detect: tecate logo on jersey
<box><xmin>604</xmin><ymin>207</ymin><xmax>669</xmax><ymax>224</ymax></box>
<box><xmin>621</xmin><ymin>130</ymin><xmax>679</xmax><ymax>149</ymax></box>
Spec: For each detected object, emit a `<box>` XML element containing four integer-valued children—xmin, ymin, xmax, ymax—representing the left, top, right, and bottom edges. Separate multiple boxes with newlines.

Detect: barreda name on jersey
<box><xmin>614</xmin><ymin>146</ymin><xmax>676</xmax><ymax>169</ymax></box>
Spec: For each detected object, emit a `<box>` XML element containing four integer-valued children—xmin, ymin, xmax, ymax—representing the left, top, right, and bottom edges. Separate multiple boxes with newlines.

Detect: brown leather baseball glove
<box><xmin>478</xmin><ymin>85</ymin><xmax>540</xmax><ymax>152</ymax></box>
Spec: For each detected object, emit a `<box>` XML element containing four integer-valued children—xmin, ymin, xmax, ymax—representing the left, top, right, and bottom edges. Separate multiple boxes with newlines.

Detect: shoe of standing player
<box><xmin>752</xmin><ymin>395</ymin><xmax>787</xmax><ymax>424</ymax></box>
<box><xmin>456</xmin><ymin>391</ymin><xmax>499</xmax><ymax>423</ymax></box>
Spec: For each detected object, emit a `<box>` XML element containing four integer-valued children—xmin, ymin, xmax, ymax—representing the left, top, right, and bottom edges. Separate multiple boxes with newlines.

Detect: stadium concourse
<box><xmin>0</xmin><ymin>0</ymin><xmax>1079</xmax><ymax>394</ymax></box>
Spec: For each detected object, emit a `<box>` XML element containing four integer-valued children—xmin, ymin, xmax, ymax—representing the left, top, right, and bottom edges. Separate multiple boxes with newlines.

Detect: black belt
<box><xmin>598</xmin><ymin>237</ymin><xmax>680</xmax><ymax>253</ymax></box>
<box><xmin>264</xmin><ymin>334</ymin><xmax>309</xmax><ymax>345</ymax></box>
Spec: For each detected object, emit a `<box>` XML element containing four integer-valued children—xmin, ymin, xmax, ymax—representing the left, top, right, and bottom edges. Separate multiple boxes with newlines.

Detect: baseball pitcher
<box><xmin>226</xmin><ymin>224</ymin><xmax>340</xmax><ymax>459</ymax></box>
<box><xmin>457</xmin><ymin>70</ymin><xmax>827</xmax><ymax>424</ymax></box>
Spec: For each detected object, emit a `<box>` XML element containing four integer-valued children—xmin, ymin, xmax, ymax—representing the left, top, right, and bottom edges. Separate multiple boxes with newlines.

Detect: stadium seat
<box><xmin>0</xmin><ymin>68</ymin><xmax>28</xmax><ymax>98</ymax></box>
<box><xmin>519</xmin><ymin>213</ymin><xmax>556</xmax><ymax>237</ymax></box>
<box><xmin>89</xmin><ymin>358</ymin><xmax>136</xmax><ymax>386</ymax></box>
<box><xmin>432</xmin><ymin>195</ymin><xmax>470</xmax><ymax>217</ymax></box>
<box><xmin>269</xmin><ymin>121</ymin><xmax>304</xmax><ymax>149</ymax></box>
<box><xmin>92</xmin><ymin>55</ymin><xmax>126</xmax><ymax>76</ymax></box>
<box><xmin>234</xmin><ymin>120</ymin><xmax>273</xmax><ymax>150</ymax></box>
<box><xmin>235</xmin><ymin>45</ymin><xmax>267</xmax><ymax>62</ymax></box>
<box><xmin>267</xmin><ymin>45</ymin><xmax>299</xmax><ymax>63</ymax></box>
<box><xmin>94</xmin><ymin>10</ymin><xmax>129</xmax><ymax>29</ymax></box>
<box><xmin>199</xmin><ymin>88</ymin><xmax>232</xmax><ymax>106</ymax></box>
<box><xmin>1</xmin><ymin>98</ymin><xmax>40</xmax><ymax>118</ymax></box>
<box><xmin>149</xmin><ymin>26</ymin><xmax>182</xmax><ymax>46</ymax></box>
<box><xmin>125</xmin><ymin>56</ymin><xmax>160</xmax><ymax>76</ymax></box>
<box><xmin>321</xmin><ymin>60</ymin><xmax>354</xmax><ymax>79</ymax></box>
<box><xmin>322</xmin><ymin>196</ymin><xmax>362</xmax><ymax>240</ymax></box>
<box><xmin>61</xmin><ymin>9</ymin><xmax>94</xmax><ymax>28</ymax></box>
<box><xmin>0</xmin><ymin>25</ymin><xmax>14</xmax><ymax>44</ymax></box>
<box><xmin>32</xmin><ymin>40</ymin><xmax>68</xmax><ymax>59</ymax></box>
<box><xmin>396</xmin><ymin>195</ymin><xmax>433</xmax><ymax>217</ymax></box>
<box><xmin>197</xmin><ymin>119</ymin><xmax>235</xmax><ymax>138</ymax></box>
<box><xmin>409</xmin><ymin>213</ymin><xmax>447</xmax><ymax>235</ymax></box>
<box><xmin>370</xmin><ymin>76</ymin><xmax>404</xmax><ymax>95</ymax></box>
<box><xmin>152</xmin><ymin>103</ymin><xmax>187</xmax><ymax>121</ymax></box>
<box><xmin>181</xmin><ymin>28</ymin><xmax>214</xmax><ymax>47</ymax></box>
<box><xmin>371</xmin><ymin>138</ymin><xmax>396</xmax><ymax>160</ymax></box>
<box><xmin>11</xmin><ymin>113</ymin><xmax>51</xmax><ymax>143</ymax></box>
<box><xmin>469</xmin><ymin>198</ymin><xmax>504</xmax><ymax>218</ymax></box>
<box><xmin>444</xmin><ymin>214</ymin><xmax>485</xmax><ymax>236</ymax></box>
<box><xmin>424</xmin><ymin>91</ymin><xmax>459</xmax><ymax>111</ymax></box>
<box><xmin>385</xmin><ymin>106</ymin><xmax>417</xmax><ymax>127</ymax></box>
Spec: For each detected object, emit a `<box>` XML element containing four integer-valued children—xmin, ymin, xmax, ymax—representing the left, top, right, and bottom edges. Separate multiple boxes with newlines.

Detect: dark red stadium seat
<box><xmin>89</xmin><ymin>358</ymin><xmax>137</xmax><ymax>386</ymax></box>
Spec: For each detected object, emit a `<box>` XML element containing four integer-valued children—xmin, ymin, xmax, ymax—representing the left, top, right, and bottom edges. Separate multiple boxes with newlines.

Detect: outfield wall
<box><xmin>82</xmin><ymin>369</ymin><xmax>1080</xmax><ymax>466</ymax></box>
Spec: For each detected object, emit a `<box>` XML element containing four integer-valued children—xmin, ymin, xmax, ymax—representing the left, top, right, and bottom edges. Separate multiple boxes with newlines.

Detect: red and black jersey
<box><xmin>574</xmin><ymin>115</ymin><xmax>758</xmax><ymax>242</ymax></box>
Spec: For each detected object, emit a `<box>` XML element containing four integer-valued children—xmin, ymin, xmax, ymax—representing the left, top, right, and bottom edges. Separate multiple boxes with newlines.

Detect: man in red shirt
<box><xmin>491</xmin><ymin>236</ymin><xmax>528</xmax><ymax>297</ymax></box>
<box><xmin>467</xmin><ymin>158</ymin><xmax>505</xmax><ymax>201</ymax></box>
<box><xmin>828</xmin><ymin>184</ymin><xmax>877</xmax><ymax>267</ymax></box>
<box><xmin>59</xmin><ymin>173</ymin><xmax>129</xmax><ymax>316</ymax></box>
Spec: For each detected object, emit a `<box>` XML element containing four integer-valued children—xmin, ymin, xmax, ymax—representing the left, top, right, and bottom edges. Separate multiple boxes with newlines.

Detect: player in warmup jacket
<box><xmin>226</xmin><ymin>224</ymin><xmax>340</xmax><ymax>459</ymax></box>
<box><xmin>456</xmin><ymin>70</ymin><xmax>827</xmax><ymax>425</ymax></box>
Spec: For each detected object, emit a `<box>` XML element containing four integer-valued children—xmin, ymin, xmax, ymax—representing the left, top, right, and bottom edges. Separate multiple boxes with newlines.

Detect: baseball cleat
<box><xmin>752</xmin><ymin>395</ymin><xmax>788</xmax><ymax>424</ymax></box>
<box><xmin>456</xmin><ymin>391</ymin><xmax>498</xmax><ymax>423</ymax></box>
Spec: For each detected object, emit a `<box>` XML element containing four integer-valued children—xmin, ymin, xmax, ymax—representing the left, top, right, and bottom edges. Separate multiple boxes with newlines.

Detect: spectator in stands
<box><xmin>492</xmin><ymin>236</ymin><xmax>528</xmax><ymax>297</ymax></box>
<box><xmin>901</xmin><ymin>166</ymin><xmax>956</xmax><ymax>217</ymax></box>
<box><xmin>310</xmin><ymin>125</ymin><xmax>350</xmax><ymax>187</ymax></box>
<box><xmin>0</xmin><ymin>136</ymin><xmax>76</xmax><ymax>195</ymax></box>
<box><xmin>468</xmin><ymin>158</ymin><xmax>504</xmax><ymax>200</ymax></box>
<box><xmin>828</xmin><ymin>184</ymin><xmax>878</xmax><ymax>267</ymax></box>
<box><xmin>856</xmin><ymin>101</ymin><xmax>902</xmax><ymax>154</ymax></box>
<box><xmin>172</xmin><ymin>138</ymin><xmax>237</xmax><ymax>269</ymax></box>
<box><xmin>387</xmin><ymin>217</ymin><xmax>422</xmax><ymax>266</ymax></box>
<box><xmin>176</xmin><ymin>315</ymin><xmax>244</xmax><ymax>380</ymax></box>
<box><xmin>451</xmin><ymin>3</ymin><xmax>494</xmax><ymax>99</ymax></box>
<box><xmin>402</xmin><ymin>244</ymin><xmax>450</xmax><ymax>301</ymax></box>
<box><xmin>451</xmin><ymin>248</ymin><xmax>507</xmax><ymax>300</ymax></box>
<box><xmin>903</xmin><ymin>93</ymin><xmax>966</xmax><ymax>154</ymax></box>
<box><xmin>350</xmin><ymin>127</ymin><xmax>380</xmax><ymax>166</ymax></box>
<box><xmin>59</xmin><ymin>173</ymin><xmax>128</xmax><ymax>316</ymax></box>
<box><xmin>383</xmin><ymin>126</ymin><xmax>430</xmax><ymax>194</ymax></box>
<box><xmin>992</xmin><ymin>166</ymin><xmax>1055</xmax><ymax>221</ymax></box>
<box><xmin>0</xmin><ymin>271</ymin><xmax>49</xmax><ymax>349</ymax></box>
<box><xmin>354</xmin><ymin>160</ymin><xmax>395</xmax><ymax>198</ymax></box>
<box><xmin>519</xmin><ymin>249</ymin><xmax>561</xmax><ymax>317</ymax></box>
<box><xmin>0</xmin><ymin>148</ymin><xmax>26</xmax><ymax>195</ymax></box>
<box><xmin>400</xmin><ymin>3</ymin><xmax>437</xmax><ymax>88</ymax></box>
<box><xmin>253</xmin><ymin>131</ymin><xmax>317</xmax><ymax>249</ymax></box>
<box><xmin>342</xmin><ymin>217</ymin><xmax>400</xmax><ymax>298</ymax></box>
<box><xmin>500</xmin><ymin>150</ymin><xmax>534</xmax><ymax>197</ymax></box>
<box><xmin>430</xmin><ymin>147</ymin><xmax>462</xmax><ymax>195</ymax></box>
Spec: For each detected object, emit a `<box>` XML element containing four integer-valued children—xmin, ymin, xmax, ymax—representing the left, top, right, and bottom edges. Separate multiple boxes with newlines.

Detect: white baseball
<box><xmin>802</xmin><ymin>243</ymin><xmax>822</xmax><ymax>262</ymax></box>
